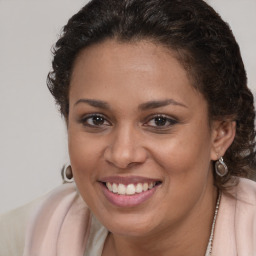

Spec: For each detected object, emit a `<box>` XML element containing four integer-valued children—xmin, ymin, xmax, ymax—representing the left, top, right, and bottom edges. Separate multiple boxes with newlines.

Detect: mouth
<box><xmin>99</xmin><ymin>177</ymin><xmax>162</xmax><ymax>207</ymax></box>
<box><xmin>103</xmin><ymin>181</ymin><xmax>162</xmax><ymax>196</ymax></box>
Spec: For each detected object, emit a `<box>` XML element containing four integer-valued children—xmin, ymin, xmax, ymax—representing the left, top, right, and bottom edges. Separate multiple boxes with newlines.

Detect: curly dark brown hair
<box><xmin>47</xmin><ymin>0</ymin><xmax>256</xmax><ymax>189</ymax></box>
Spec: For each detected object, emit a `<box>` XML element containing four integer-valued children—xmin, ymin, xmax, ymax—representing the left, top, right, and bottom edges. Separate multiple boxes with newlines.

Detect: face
<box><xmin>68</xmin><ymin>40</ymin><xmax>216</xmax><ymax>238</ymax></box>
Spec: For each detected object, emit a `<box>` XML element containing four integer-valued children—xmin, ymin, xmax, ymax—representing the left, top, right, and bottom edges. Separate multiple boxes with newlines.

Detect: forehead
<box><xmin>71</xmin><ymin>39</ymin><xmax>187</xmax><ymax>83</ymax></box>
<box><xmin>69</xmin><ymin>39</ymin><xmax>205</xmax><ymax>110</ymax></box>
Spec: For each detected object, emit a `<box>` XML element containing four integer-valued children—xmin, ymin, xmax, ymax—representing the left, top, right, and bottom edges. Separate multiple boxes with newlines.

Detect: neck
<box><xmin>103</xmin><ymin>177</ymin><xmax>218</xmax><ymax>256</ymax></box>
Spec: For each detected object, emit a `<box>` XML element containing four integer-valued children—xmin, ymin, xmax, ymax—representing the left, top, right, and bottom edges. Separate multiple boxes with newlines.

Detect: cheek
<box><xmin>68</xmin><ymin>131</ymin><xmax>102</xmax><ymax>204</ymax></box>
<box><xmin>68</xmin><ymin>130</ymin><xmax>102</xmax><ymax>179</ymax></box>
<box><xmin>150</xmin><ymin>124</ymin><xmax>213</xmax><ymax>177</ymax></box>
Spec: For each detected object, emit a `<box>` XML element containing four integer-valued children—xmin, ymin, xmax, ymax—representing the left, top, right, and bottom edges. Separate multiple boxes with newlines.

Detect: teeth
<box><xmin>112</xmin><ymin>183</ymin><xmax>118</xmax><ymax>193</ymax></box>
<box><xmin>143</xmin><ymin>183</ymin><xmax>149</xmax><ymax>191</ymax></box>
<box><xmin>118</xmin><ymin>184</ymin><xmax>126</xmax><ymax>195</ymax></box>
<box><xmin>105</xmin><ymin>181</ymin><xmax>158</xmax><ymax>195</ymax></box>
<box><xmin>135</xmin><ymin>183</ymin><xmax>143</xmax><ymax>193</ymax></box>
<box><xmin>106</xmin><ymin>182</ymin><xmax>112</xmax><ymax>191</ymax></box>
<box><xmin>126</xmin><ymin>184</ymin><xmax>136</xmax><ymax>195</ymax></box>
<box><xmin>149</xmin><ymin>182</ymin><xmax>153</xmax><ymax>189</ymax></box>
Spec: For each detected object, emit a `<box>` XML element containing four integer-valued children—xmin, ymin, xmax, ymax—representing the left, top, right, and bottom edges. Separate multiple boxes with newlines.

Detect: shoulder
<box><xmin>223</xmin><ymin>177</ymin><xmax>256</xmax><ymax>254</ymax></box>
<box><xmin>223</xmin><ymin>177</ymin><xmax>256</xmax><ymax>215</ymax></box>
<box><xmin>235</xmin><ymin>177</ymin><xmax>256</xmax><ymax>205</ymax></box>
<box><xmin>0</xmin><ymin>195</ymin><xmax>46</xmax><ymax>256</ymax></box>
<box><xmin>235</xmin><ymin>177</ymin><xmax>256</xmax><ymax>227</ymax></box>
<box><xmin>209</xmin><ymin>177</ymin><xmax>256</xmax><ymax>255</ymax></box>
<box><xmin>0</xmin><ymin>183</ymin><xmax>83</xmax><ymax>256</ymax></box>
<box><xmin>223</xmin><ymin>176</ymin><xmax>256</xmax><ymax>203</ymax></box>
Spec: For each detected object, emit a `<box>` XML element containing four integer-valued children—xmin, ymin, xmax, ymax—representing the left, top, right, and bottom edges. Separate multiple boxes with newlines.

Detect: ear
<box><xmin>210</xmin><ymin>120</ymin><xmax>236</xmax><ymax>161</ymax></box>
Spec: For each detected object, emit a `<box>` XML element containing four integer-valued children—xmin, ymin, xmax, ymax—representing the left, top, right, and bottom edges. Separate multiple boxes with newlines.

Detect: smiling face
<box><xmin>68</xmin><ymin>40</ymin><xmax>217</xmax><ymax>238</ymax></box>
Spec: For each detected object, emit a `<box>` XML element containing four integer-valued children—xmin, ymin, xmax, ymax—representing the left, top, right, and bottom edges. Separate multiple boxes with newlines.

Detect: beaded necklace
<box><xmin>205</xmin><ymin>191</ymin><xmax>221</xmax><ymax>256</ymax></box>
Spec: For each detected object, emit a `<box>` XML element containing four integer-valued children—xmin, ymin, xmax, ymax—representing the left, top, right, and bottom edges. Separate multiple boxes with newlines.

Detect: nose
<box><xmin>104</xmin><ymin>126</ymin><xmax>148</xmax><ymax>169</ymax></box>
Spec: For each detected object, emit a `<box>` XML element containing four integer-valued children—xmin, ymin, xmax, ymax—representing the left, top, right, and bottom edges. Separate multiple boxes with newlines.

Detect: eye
<box><xmin>145</xmin><ymin>115</ymin><xmax>177</xmax><ymax>128</ymax></box>
<box><xmin>81</xmin><ymin>114</ymin><xmax>111</xmax><ymax>127</ymax></box>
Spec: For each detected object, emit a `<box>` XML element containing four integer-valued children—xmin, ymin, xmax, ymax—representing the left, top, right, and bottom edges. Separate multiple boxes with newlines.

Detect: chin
<box><xmin>100</xmin><ymin>210</ymin><xmax>161</xmax><ymax>237</ymax></box>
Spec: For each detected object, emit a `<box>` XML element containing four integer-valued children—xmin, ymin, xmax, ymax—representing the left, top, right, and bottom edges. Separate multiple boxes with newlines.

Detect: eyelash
<box><xmin>80</xmin><ymin>113</ymin><xmax>111</xmax><ymax>128</ymax></box>
<box><xmin>79</xmin><ymin>113</ymin><xmax>178</xmax><ymax>130</ymax></box>
<box><xmin>143</xmin><ymin>114</ymin><xmax>178</xmax><ymax>129</ymax></box>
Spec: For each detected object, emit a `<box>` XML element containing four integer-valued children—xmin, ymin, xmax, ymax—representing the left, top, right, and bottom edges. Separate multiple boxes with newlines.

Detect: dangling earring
<box><xmin>63</xmin><ymin>165</ymin><xmax>74</xmax><ymax>183</ymax></box>
<box><xmin>215</xmin><ymin>157</ymin><xmax>228</xmax><ymax>177</ymax></box>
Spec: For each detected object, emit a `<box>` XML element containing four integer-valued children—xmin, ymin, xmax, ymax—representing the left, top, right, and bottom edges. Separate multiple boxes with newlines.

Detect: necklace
<box><xmin>205</xmin><ymin>191</ymin><xmax>221</xmax><ymax>256</ymax></box>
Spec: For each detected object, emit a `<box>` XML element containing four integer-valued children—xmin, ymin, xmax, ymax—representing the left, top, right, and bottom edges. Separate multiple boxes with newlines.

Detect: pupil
<box><xmin>155</xmin><ymin>117</ymin><xmax>166</xmax><ymax>126</ymax></box>
<box><xmin>93</xmin><ymin>116</ymin><xmax>104</xmax><ymax>125</ymax></box>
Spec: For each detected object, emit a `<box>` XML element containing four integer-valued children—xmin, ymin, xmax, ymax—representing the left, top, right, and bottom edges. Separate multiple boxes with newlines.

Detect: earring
<box><xmin>215</xmin><ymin>157</ymin><xmax>228</xmax><ymax>177</ymax></box>
<box><xmin>63</xmin><ymin>165</ymin><xmax>74</xmax><ymax>183</ymax></box>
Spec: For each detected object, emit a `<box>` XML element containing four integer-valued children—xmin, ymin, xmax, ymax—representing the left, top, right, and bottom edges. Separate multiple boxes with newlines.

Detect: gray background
<box><xmin>0</xmin><ymin>0</ymin><xmax>255</xmax><ymax>213</ymax></box>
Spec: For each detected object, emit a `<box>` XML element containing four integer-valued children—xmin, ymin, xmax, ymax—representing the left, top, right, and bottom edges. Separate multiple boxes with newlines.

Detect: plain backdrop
<box><xmin>0</xmin><ymin>0</ymin><xmax>255</xmax><ymax>214</ymax></box>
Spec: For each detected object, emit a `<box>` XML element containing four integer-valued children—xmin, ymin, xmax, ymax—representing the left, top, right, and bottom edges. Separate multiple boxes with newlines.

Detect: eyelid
<box><xmin>79</xmin><ymin>113</ymin><xmax>112</xmax><ymax>127</ymax></box>
<box><xmin>143</xmin><ymin>113</ymin><xmax>177</xmax><ymax>122</ymax></box>
<box><xmin>143</xmin><ymin>114</ymin><xmax>178</xmax><ymax>127</ymax></box>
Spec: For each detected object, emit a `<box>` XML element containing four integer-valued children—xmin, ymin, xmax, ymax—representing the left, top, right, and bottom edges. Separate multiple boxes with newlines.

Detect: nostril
<box><xmin>127</xmin><ymin>161</ymin><xmax>142</xmax><ymax>168</ymax></box>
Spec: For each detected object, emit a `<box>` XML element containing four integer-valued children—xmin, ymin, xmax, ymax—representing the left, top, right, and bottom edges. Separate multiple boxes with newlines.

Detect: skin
<box><xmin>68</xmin><ymin>40</ymin><xmax>236</xmax><ymax>256</ymax></box>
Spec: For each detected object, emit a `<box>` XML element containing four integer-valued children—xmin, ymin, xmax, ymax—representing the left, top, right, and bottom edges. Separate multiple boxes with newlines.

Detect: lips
<box><xmin>99</xmin><ymin>176</ymin><xmax>162</xmax><ymax>207</ymax></box>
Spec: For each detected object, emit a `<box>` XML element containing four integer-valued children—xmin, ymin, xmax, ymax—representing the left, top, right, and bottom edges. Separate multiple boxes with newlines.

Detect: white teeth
<box><xmin>112</xmin><ymin>183</ymin><xmax>118</xmax><ymax>193</ymax></box>
<box><xmin>135</xmin><ymin>183</ymin><xmax>143</xmax><ymax>193</ymax></box>
<box><xmin>117</xmin><ymin>184</ymin><xmax>126</xmax><ymax>195</ymax></box>
<box><xmin>143</xmin><ymin>183</ymin><xmax>149</xmax><ymax>191</ymax></box>
<box><xmin>106</xmin><ymin>182</ymin><xmax>158</xmax><ymax>195</ymax></box>
<box><xmin>126</xmin><ymin>184</ymin><xmax>136</xmax><ymax>195</ymax></box>
<box><xmin>106</xmin><ymin>182</ymin><xmax>112</xmax><ymax>191</ymax></box>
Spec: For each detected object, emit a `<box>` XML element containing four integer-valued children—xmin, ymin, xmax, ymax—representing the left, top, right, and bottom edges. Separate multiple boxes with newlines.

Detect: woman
<box><xmin>1</xmin><ymin>0</ymin><xmax>256</xmax><ymax>255</ymax></box>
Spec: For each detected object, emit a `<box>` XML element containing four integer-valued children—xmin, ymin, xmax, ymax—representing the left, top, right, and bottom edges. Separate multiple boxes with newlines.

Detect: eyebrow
<box><xmin>138</xmin><ymin>99</ymin><xmax>188</xmax><ymax>110</ymax></box>
<box><xmin>74</xmin><ymin>98</ymin><xmax>187</xmax><ymax>110</ymax></box>
<box><xmin>74</xmin><ymin>99</ymin><xmax>110</xmax><ymax>109</ymax></box>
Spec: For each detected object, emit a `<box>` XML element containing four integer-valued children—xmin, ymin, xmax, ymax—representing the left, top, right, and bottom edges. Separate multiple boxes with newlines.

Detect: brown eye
<box><xmin>81</xmin><ymin>114</ymin><xmax>111</xmax><ymax>127</ymax></box>
<box><xmin>91</xmin><ymin>116</ymin><xmax>105</xmax><ymax>126</ymax></box>
<box><xmin>154</xmin><ymin>116</ymin><xmax>168</xmax><ymax>126</ymax></box>
<box><xmin>145</xmin><ymin>115</ymin><xmax>177</xmax><ymax>128</ymax></box>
